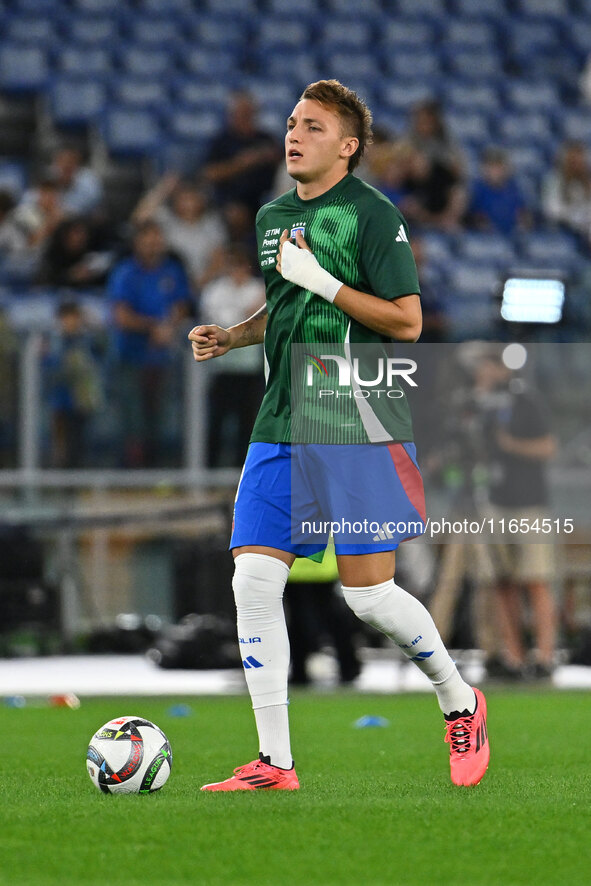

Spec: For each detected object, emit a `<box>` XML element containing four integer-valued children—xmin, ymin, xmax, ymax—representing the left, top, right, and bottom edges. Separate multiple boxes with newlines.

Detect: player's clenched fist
<box><xmin>188</xmin><ymin>324</ymin><xmax>232</xmax><ymax>361</ymax></box>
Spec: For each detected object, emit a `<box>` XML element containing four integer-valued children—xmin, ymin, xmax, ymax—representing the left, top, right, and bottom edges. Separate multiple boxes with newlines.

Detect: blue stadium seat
<box><xmin>322</xmin><ymin>53</ymin><xmax>380</xmax><ymax>86</ymax></box>
<box><xmin>417</xmin><ymin>231</ymin><xmax>458</xmax><ymax>272</ymax></box>
<box><xmin>120</xmin><ymin>46</ymin><xmax>176</xmax><ymax>77</ymax></box>
<box><xmin>380</xmin><ymin>81</ymin><xmax>438</xmax><ymax>112</ymax></box>
<box><xmin>256</xmin><ymin>19</ymin><xmax>312</xmax><ymax>50</ymax></box>
<box><xmin>444</xmin><ymin>20</ymin><xmax>499</xmax><ymax>48</ymax></box>
<box><xmin>127</xmin><ymin>19</ymin><xmax>183</xmax><ymax>46</ymax></box>
<box><xmin>451</xmin><ymin>0</ymin><xmax>506</xmax><ymax>17</ymax></box>
<box><xmin>520</xmin><ymin>232</ymin><xmax>583</xmax><ymax>272</ymax></box>
<box><xmin>558</xmin><ymin>110</ymin><xmax>591</xmax><ymax>143</ymax></box>
<box><xmin>505</xmin><ymin>81</ymin><xmax>561</xmax><ymax>113</ymax></box>
<box><xmin>505</xmin><ymin>20</ymin><xmax>560</xmax><ymax>61</ymax></box>
<box><xmin>509</xmin><ymin>145</ymin><xmax>549</xmax><ymax>178</ymax></box>
<box><xmin>239</xmin><ymin>79</ymin><xmax>294</xmax><ymax>115</ymax></box>
<box><xmin>142</xmin><ymin>0</ymin><xmax>195</xmax><ymax>11</ymax></box>
<box><xmin>445</xmin><ymin>49</ymin><xmax>503</xmax><ymax>79</ymax></box>
<box><xmin>499</xmin><ymin>112</ymin><xmax>556</xmax><ymax>145</ymax></box>
<box><xmin>449</xmin><ymin>263</ymin><xmax>502</xmax><ymax>298</ymax></box>
<box><xmin>0</xmin><ymin>160</ymin><xmax>27</xmax><ymax>198</ymax></box>
<box><xmin>4</xmin><ymin>15</ymin><xmax>57</xmax><ymax>46</ymax></box>
<box><xmin>171</xmin><ymin>78</ymin><xmax>228</xmax><ymax>115</ymax></box>
<box><xmin>101</xmin><ymin>106</ymin><xmax>163</xmax><ymax>157</ymax></box>
<box><xmin>204</xmin><ymin>0</ymin><xmax>258</xmax><ymax>16</ymax></box>
<box><xmin>181</xmin><ymin>48</ymin><xmax>241</xmax><ymax>82</ymax></box>
<box><xmin>385</xmin><ymin>51</ymin><xmax>441</xmax><ymax>79</ymax></box>
<box><xmin>446</xmin><ymin>82</ymin><xmax>501</xmax><ymax>114</ymax></box>
<box><xmin>518</xmin><ymin>0</ymin><xmax>568</xmax><ymax>18</ymax></box>
<box><xmin>320</xmin><ymin>19</ymin><xmax>374</xmax><ymax>50</ymax></box>
<box><xmin>380</xmin><ymin>20</ymin><xmax>436</xmax><ymax>49</ymax></box>
<box><xmin>325</xmin><ymin>0</ymin><xmax>382</xmax><ymax>14</ymax></box>
<box><xmin>446</xmin><ymin>111</ymin><xmax>492</xmax><ymax>147</ymax></box>
<box><xmin>72</xmin><ymin>0</ymin><xmax>129</xmax><ymax>11</ymax></box>
<box><xmin>191</xmin><ymin>16</ymin><xmax>247</xmax><ymax>49</ymax></box>
<box><xmin>48</xmin><ymin>78</ymin><xmax>106</xmax><ymax>127</ymax></box>
<box><xmin>111</xmin><ymin>78</ymin><xmax>171</xmax><ymax>110</ymax></box>
<box><xmin>564</xmin><ymin>18</ymin><xmax>591</xmax><ymax>56</ymax></box>
<box><xmin>66</xmin><ymin>16</ymin><xmax>120</xmax><ymax>46</ymax></box>
<box><xmin>267</xmin><ymin>0</ymin><xmax>319</xmax><ymax>13</ymax></box>
<box><xmin>164</xmin><ymin>106</ymin><xmax>222</xmax><ymax>145</ymax></box>
<box><xmin>458</xmin><ymin>233</ymin><xmax>516</xmax><ymax>268</ymax></box>
<box><xmin>12</xmin><ymin>0</ymin><xmax>66</xmax><ymax>10</ymax></box>
<box><xmin>264</xmin><ymin>51</ymin><xmax>320</xmax><ymax>86</ymax></box>
<box><xmin>59</xmin><ymin>47</ymin><xmax>113</xmax><ymax>77</ymax></box>
<box><xmin>0</xmin><ymin>45</ymin><xmax>49</xmax><ymax>92</ymax></box>
<box><xmin>397</xmin><ymin>0</ymin><xmax>447</xmax><ymax>19</ymax></box>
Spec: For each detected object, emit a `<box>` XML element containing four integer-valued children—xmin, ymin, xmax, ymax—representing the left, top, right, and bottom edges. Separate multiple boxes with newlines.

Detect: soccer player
<box><xmin>189</xmin><ymin>80</ymin><xmax>489</xmax><ymax>790</ymax></box>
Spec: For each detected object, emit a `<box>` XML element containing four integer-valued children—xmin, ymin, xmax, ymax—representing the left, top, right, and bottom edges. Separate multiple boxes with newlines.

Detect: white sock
<box><xmin>253</xmin><ymin>704</ymin><xmax>292</xmax><ymax>770</ymax></box>
<box><xmin>233</xmin><ymin>553</ymin><xmax>293</xmax><ymax>767</ymax></box>
<box><xmin>342</xmin><ymin>579</ymin><xmax>476</xmax><ymax>717</ymax></box>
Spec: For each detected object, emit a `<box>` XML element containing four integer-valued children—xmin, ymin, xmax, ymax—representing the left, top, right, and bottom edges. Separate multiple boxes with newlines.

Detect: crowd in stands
<box><xmin>0</xmin><ymin>83</ymin><xmax>590</xmax><ymax>469</ymax></box>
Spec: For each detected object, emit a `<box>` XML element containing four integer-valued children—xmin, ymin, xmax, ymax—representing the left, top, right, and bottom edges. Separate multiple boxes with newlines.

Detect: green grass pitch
<box><xmin>1</xmin><ymin>690</ymin><xmax>590</xmax><ymax>886</ymax></box>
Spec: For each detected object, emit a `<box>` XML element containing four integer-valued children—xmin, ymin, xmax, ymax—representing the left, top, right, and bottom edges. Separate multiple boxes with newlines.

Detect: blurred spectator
<box><xmin>37</xmin><ymin>217</ymin><xmax>114</xmax><ymax>289</ymax></box>
<box><xmin>203</xmin><ymin>90</ymin><xmax>282</xmax><ymax>221</ymax></box>
<box><xmin>541</xmin><ymin>140</ymin><xmax>591</xmax><ymax>243</ymax></box>
<box><xmin>407</xmin><ymin>99</ymin><xmax>465</xmax><ymax>179</ymax></box>
<box><xmin>368</xmin><ymin>139</ymin><xmax>413</xmax><ymax>206</ymax></box>
<box><xmin>14</xmin><ymin>177</ymin><xmax>65</xmax><ymax>250</ymax></box>
<box><xmin>474</xmin><ymin>352</ymin><xmax>558</xmax><ymax>679</ymax></box>
<box><xmin>467</xmin><ymin>147</ymin><xmax>531</xmax><ymax>234</ymax></box>
<box><xmin>0</xmin><ymin>308</ymin><xmax>18</xmax><ymax>467</ymax></box>
<box><xmin>0</xmin><ymin>189</ymin><xmax>27</xmax><ymax>256</ymax></box>
<box><xmin>400</xmin><ymin>146</ymin><xmax>466</xmax><ymax>231</ymax></box>
<box><xmin>17</xmin><ymin>147</ymin><xmax>103</xmax><ymax>231</ymax></box>
<box><xmin>354</xmin><ymin>124</ymin><xmax>393</xmax><ymax>188</ymax></box>
<box><xmin>411</xmin><ymin>238</ymin><xmax>448</xmax><ymax>342</ymax></box>
<box><xmin>132</xmin><ymin>173</ymin><xmax>225</xmax><ymax>290</ymax></box>
<box><xmin>200</xmin><ymin>244</ymin><xmax>265</xmax><ymax>467</ymax></box>
<box><xmin>108</xmin><ymin>220</ymin><xmax>191</xmax><ymax>467</ymax></box>
<box><xmin>44</xmin><ymin>301</ymin><xmax>105</xmax><ymax>468</ymax></box>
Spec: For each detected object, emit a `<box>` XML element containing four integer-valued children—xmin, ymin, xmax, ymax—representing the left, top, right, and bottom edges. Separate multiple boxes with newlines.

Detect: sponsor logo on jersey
<box><xmin>395</xmin><ymin>224</ymin><xmax>409</xmax><ymax>243</ymax></box>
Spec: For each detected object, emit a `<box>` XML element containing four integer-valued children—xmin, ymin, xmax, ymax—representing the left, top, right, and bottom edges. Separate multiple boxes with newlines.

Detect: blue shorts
<box><xmin>230</xmin><ymin>442</ymin><xmax>426</xmax><ymax>558</ymax></box>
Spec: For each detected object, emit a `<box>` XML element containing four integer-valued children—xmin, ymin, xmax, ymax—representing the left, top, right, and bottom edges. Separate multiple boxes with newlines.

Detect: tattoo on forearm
<box><xmin>236</xmin><ymin>304</ymin><xmax>268</xmax><ymax>347</ymax></box>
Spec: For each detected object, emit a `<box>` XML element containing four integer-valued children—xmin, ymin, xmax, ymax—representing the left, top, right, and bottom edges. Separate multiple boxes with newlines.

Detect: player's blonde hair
<box><xmin>300</xmin><ymin>79</ymin><xmax>373</xmax><ymax>172</ymax></box>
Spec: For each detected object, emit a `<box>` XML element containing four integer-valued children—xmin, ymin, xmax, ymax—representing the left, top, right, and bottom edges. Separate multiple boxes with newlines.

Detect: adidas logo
<box><xmin>242</xmin><ymin>656</ymin><xmax>263</xmax><ymax>669</ymax></box>
<box><xmin>395</xmin><ymin>224</ymin><xmax>409</xmax><ymax>243</ymax></box>
<box><xmin>372</xmin><ymin>522</ymin><xmax>395</xmax><ymax>541</ymax></box>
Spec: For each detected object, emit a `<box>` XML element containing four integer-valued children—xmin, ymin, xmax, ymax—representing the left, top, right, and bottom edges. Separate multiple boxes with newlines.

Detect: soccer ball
<box><xmin>86</xmin><ymin>715</ymin><xmax>172</xmax><ymax>794</ymax></box>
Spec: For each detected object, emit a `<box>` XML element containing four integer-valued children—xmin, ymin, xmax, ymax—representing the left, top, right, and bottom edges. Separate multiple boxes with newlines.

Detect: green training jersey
<box><xmin>250</xmin><ymin>173</ymin><xmax>421</xmax><ymax>444</ymax></box>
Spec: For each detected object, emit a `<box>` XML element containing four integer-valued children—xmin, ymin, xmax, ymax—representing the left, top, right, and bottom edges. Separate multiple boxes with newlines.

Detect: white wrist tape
<box><xmin>280</xmin><ymin>240</ymin><xmax>342</xmax><ymax>303</ymax></box>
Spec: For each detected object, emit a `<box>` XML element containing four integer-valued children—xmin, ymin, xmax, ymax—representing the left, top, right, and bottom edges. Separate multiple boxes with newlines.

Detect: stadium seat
<box><xmin>0</xmin><ymin>161</ymin><xmax>27</xmax><ymax>197</ymax></box>
<box><xmin>380</xmin><ymin>81</ymin><xmax>438</xmax><ymax>112</ymax></box>
<box><xmin>446</xmin><ymin>82</ymin><xmax>501</xmax><ymax>114</ymax></box>
<box><xmin>505</xmin><ymin>81</ymin><xmax>561</xmax><ymax>113</ymax></box>
<box><xmin>263</xmin><ymin>52</ymin><xmax>321</xmax><ymax>86</ymax></box>
<box><xmin>505</xmin><ymin>20</ymin><xmax>560</xmax><ymax>61</ymax></box>
<box><xmin>204</xmin><ymin>0</ymin><xmax>258</xmax><ymax>17</ymax></box>
<box><xmin>449</xmin><ymin>263</ymin><xmax>502</xmax><ymax>298</ymax></box>
<box><xmin>385</xmin><ymin>51</ymin><xmax>441</xmax><ymax>79</ymax></box>
<box><xmin>267</xmin><ymin>0</ymin><xmax>319</xmax><ymax>13</ymax></box>
<box><xmin>446</xmin><ymin>111</ymin><xmax>492</xmax><ymax>147</ymax></box>
<box><xmin>71</xmin><ymin>0</ymin><xmax>129</xmax><ymax>11</ymax></box>
<box><xmin>164</xmin><ymin>106</ymin><xmax>222</xmax><ymax>145</ymax></box>
<box><xmin>445</xmin><ymin>49</ymin><xmax>503</xmax><ymax>79</ymax></box>
<box><xmin>397</xmin><ymin>0</ymin><xmax>447</xmax><ymax>19</ymax></box>
<box><xmin>499</xmin><ymin>112</ymin><xmax>556</xmax><ymax>144</ymax></box>
<box><xmin>171</xmin><ymin>78</ymin><xmax>228</xmax><ymax>115</ymax></box>
<box><xmin>127</xmin><ymin>19</ymin><xmax>183</xmax><ymax>46</ymax></box>
<box><xmin>444</xmin><ymin>20</ymin><xmax>499</xmax><ymax>49</ymax></box>
<box><xmin>0</xmin><ymin>46</ymin><xmax>49</xmax><ymax>92</ymax></box>
<box><xmin>111</xmin><ymin>78</ymin><xmax>171</xmax><ymax>110</ymax></box>
<box><xmin>59</xmin><ymin>47</ymin><xmax>113</xmax><ymax>77</ymax></box>
<box><xmin>558</xmin><ymin>109</ymin><xmax>591</xmax><ymax>143</ymax></box>
<box><xmin>320</xmin><ymin>19</ymin><xmax>374</xmax><ymax>49</ymax></box>
<box><xmin>48</xmin><ymin>78</ymin><xmax>107</xmax><ymax>127</ymax></box>
<box><xmin>66</xmin><ymin>17</ymin><xmax>120</xmax><ymax>46</ymax></box>
<box><xmin>101</xmin><ymin>106</ymin><xmax>163</xmax><ymax>157</ymax></box>
<box><xmin>120</xmin><ymin>46</ymin><xmax>176</xmax><ymax>78</ymax></box>
<box><xmin>518</xmin><ymin>0</ymin><xmax>568</xmax><ymax>18</ymax></box>
<box><xmin>380</xmin><ymin>20</ymin><xmax>436</xmax><ymax>49</ymax></box>
<box><xmin>4</xmin><ymin>15</ymin><xmax>57</xmax><ymax>46</ymax></box>
<box><xmin>256</xmin><ymin>19</ymin><xmax>312</xmax><ymax>50</ymax></box>
<box><xmin>417</xmin><ymin>231</ymin><xmax>459</xmax><ymax>272</ymax></box>
<box><xmin>458</xmin><ymin>233</ymin><xmax>517</xmax><ymax>268</ymax></box>
<box><xmin>181</xmin><ymin>48</ymin><xmax>240</xmax><ymax>82</ymax></box>
<box><xmin>451</xmin><ymin>0</ymin><xmax>506</xmax><ymax>17</ymax></box>
<box><xmin>142</xmin><ymin>0</ymin><xmax>195</xmax><ymax>11</ymax></box>
<box><xmin>509</xmin><ymin>145</ymin><xmax>549</xmax><ymax>178</ymax></box>
<box><xmin>520</xmin><ymin>232</ymin><xmax>583</xmax><ymax>272</ymax></box>
<box><xmin>191</xmin><ymin>16</ymin><xmax>248</xmax><ymax>49</ymax></box>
